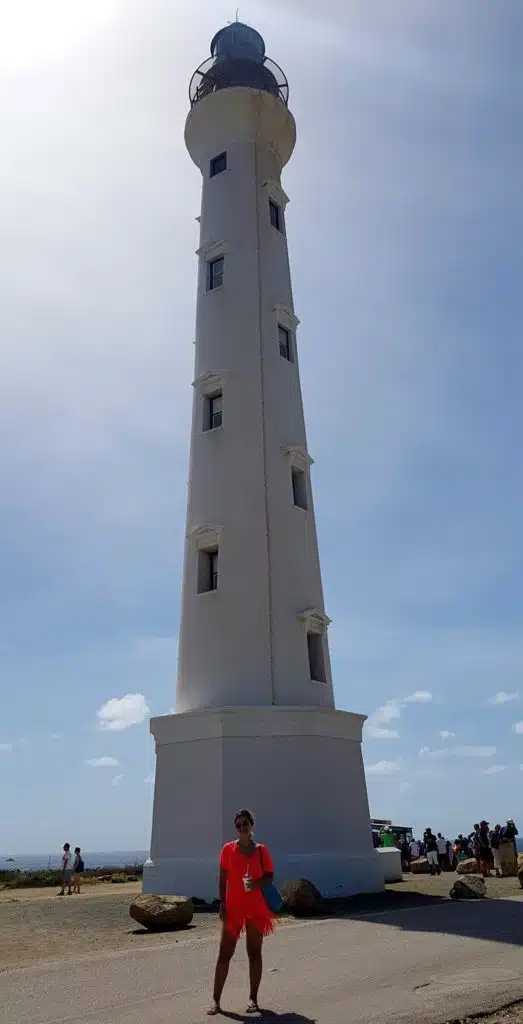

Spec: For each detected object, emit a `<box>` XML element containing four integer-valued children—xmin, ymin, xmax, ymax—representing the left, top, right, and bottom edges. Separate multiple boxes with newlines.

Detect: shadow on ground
<box><xmin>221</xmin><ymin>1014</ymin><xmax>315</xmax><ymax>1022</ymax></box>
<box><xmin>307</xmin><ymin>887</ymin><xmax>523</xmax><ymax>949</ymax></box>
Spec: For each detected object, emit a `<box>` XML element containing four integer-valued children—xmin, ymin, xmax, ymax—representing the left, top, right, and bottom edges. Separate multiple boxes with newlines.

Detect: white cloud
<box><xmin>483</xmin><ymin>765</ymin><xmax>506</xmax><ymax>775</ymax></box>
<box><xmin>85</xmin><ymin>756</ymin><xmax>120</xmax><ymax>767</ymax></box>
<box><xmin>399</xmin><ymin>781</ymin><xmax>411</xmax><ymax>793</ymax></box>
<box><xmin>419</xmin><ymin>746</ymin><xmax>430</xmax><ymax>756</ymax></box>
<box><xmin>0</xmin><ymin>743</ymin><xmax>13</xmax><ymax>753</ymax></box>
<box><xmin>424</xmin><ymin>745</ymin><xmax>496</xmax><ymax>759</ymax></box>
<box><xmin>439</xmin><ymin>730</ymin><xmax>455</xmax><ymax>740</ymax></box>
<box><xmin>365</xmin><ymin>690</ymin><xmax>433</xmax><ymax>740</ymax></box>
<box><xmin>488</xmin><ymin>691</ymin><xmax>518</xmax><ymax>705</ymax></box>
<box><xmin>96</xmin><ymin>693</ymin><xmax>150</xmax><ymax>732</ymax></box>
<box><xmin>49</xmin><ymin>733</ymin><xmax>62</xmax><ymax>741</ymax></box>
<box><xmin>144</xmin><ymin>772</ymin><xmax>155</xmax><ymax>784</ymax></box>
<box><xmin>365</xmin><ymin>701</ymin><xmax>401</xmax><ymax>739</ymax></box>
<box><xmin>404</xmin><ymin>691</ymin><xmax>433</xmax><ymax>704</ymax></box>
<box><xmin>111</xmin><ymin>774</ymin><xmax>124</xmax><ymax>786</ymax></box>
<box><xmin>513</xmin><ymin>723</ymin><xmax>523</xmax><ymax>735</ymax></box>
<box><xmin>366</xmin><ymin>760</ymin><xmax>402</xmax><ymax>776</ymax></box>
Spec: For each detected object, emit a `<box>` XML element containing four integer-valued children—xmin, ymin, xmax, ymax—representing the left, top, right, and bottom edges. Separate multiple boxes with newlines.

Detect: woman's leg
<box><xmin>208</xmin><ymin>927</ymin><xmax>237</xmax><ymax>1014</ymax></box>
<box><xmin>245</xmin><ymin>922</ymin><xmax>263</xmax><ymax>1011</ymax></box>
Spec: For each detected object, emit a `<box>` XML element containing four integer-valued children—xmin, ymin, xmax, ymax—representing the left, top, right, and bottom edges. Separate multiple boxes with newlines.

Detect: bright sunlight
<box><xmin>0</xmin><ymin>0</ymin><xmax>118</xmax><ymax>73</ymax></box>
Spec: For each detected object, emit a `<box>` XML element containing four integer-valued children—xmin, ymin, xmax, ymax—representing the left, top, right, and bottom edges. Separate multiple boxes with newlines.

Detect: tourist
<box><xmin>57</xmin><ymin>843</ymin><xmax>73</xmax><ymax>896</ymax></box>
<box><xmin>380</xmin><ymin>827</ymin><xmax>396</xmax><ymax>848</ymax></box>
<box><xmin>436</xmin><ymin>832</ymin><xmax>447</xmax><ymax>871</ymax></box>
<box><xmin>477</xmin><ymin>821</ymin><xmax>493</xmax><ymax>877</ymax></box>
<box><xmin>72</xmin><ymin>847</ymin><xmax>84</xmax><ymax>893</ymax></box>
<box><xmin>469</xmin><ymin>824</ymin><xmax>481</xmax><ymax>869</ymax></box>
<box><xmin>409</xmin><ymin>837</ymin><xmax>420</xmax><ymax>860</ymax></box>
<box><xmin>490</xmin><ymin>825</ymin><xmax>502</xmax><ymax>877</ymax></box>
<box><xmin>400</xmin><ymin>838</ymin><xmax>411</xmax><ymax>872</ymax></box>
<box><xmin>502</xmin><ymin>818</ymin><xmax>518</xmax><ymax>855</ymax></box>
<box><xmin>423</xmin><ymin>829</ymin><xmax>440</xmax><ymax>876</ymax></box>
<box><xmin>208</xmin><ymin>809</ymin><xmax>277</xmax><ymax>1016</ymax></box>
<box><xmin>445</xmin><ymin>840</ymin><xmax>456</xmax><ymax>871</ymax></box>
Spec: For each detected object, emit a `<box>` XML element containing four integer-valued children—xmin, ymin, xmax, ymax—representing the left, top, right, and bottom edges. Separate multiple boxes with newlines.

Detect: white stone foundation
<box><xmin>143</xmin><ymin>706</ymin><xmax>383</xmax><ymax>900</ymax></box>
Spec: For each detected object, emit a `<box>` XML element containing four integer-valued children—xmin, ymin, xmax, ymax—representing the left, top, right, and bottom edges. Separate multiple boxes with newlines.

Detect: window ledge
<box><xmin>298</xmin><ymin>608</ymin><xmax>332</xmax><ymax>635</ymax></box>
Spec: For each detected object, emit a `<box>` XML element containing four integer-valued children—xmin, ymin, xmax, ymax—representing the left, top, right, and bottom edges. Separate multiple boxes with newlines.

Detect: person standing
<box><xmin>477</xmin><ymin>821</ymin><xmax>492</xmax><ymax>877</ymax></box>
<box><xmin>72</xmin><ymin>847</ymin><xmax>84</xmax><ymax>893</ymax></box>
<box><xmin>409</xmin><ymin>837</ymin><xmax>420</xmax><ymax>861</ymax></box>
<box><xmin>57</xmin><ymin>843</ymin><xmax>73</xmax><ymax>896</ymax></box>
<box><xmin>208</xmin><ymin>809</ymin><xmax>276</xmax><ymax>1016</ymax></box>
<box><xmin>436</xmin><ymin>833</ymin><xmax>447</xmax><ymax>871</ymax></box>
<box><xmin>424</xmin><ymin>829</ymin><xmax>440</xmax><ymax>876</ymax></box>
<box><xmin>500</xmin><ymin>819</ymin><xmax>518</xmax><ymax>875</ymax></box>
<box><xmin>490</xmin><ymin>825</ymin><xmax>502</xmax><ymax>877</ymax></box>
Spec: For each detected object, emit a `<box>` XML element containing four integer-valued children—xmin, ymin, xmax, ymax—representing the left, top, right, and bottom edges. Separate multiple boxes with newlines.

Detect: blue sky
<box><xmin>1</xmin><ymin>0</ymin><xmax>522</xmax><ymax>854</ymax></box>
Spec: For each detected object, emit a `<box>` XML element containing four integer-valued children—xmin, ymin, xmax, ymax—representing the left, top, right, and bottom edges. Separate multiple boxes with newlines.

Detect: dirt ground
<box><xmin>1</xmin><ymin>872</ymin><xmax>522</xmax><ymax>970</ymax></box>
<box><xmin>449</xmin><ymin>1003</ymin><xmax>523</xmax><ymax>1022</ymax></box>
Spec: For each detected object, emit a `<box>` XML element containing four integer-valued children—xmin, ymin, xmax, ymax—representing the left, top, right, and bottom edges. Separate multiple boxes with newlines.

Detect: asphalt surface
<box><xmin>2</xmin><ymin>896</ymin><xmax>523</xmax><ymax>1024</ymax></box>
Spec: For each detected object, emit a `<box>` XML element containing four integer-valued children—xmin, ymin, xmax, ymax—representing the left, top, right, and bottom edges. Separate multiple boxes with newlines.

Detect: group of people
<box><xmin>387</xmin><ymin>819</ymin><xmax>518</xmax><ymax>877</ymax></box>
<box><xmin>58</xmin><ymin>842</ymin><xmax>84</xmax><ymax>895</ymax></box>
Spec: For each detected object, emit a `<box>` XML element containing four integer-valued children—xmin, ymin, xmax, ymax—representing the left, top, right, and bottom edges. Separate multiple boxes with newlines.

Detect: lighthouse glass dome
<box><xmin>189</xmin><ymin>22</ymin><xmax>289</xmax><ymax>107</ymax></box>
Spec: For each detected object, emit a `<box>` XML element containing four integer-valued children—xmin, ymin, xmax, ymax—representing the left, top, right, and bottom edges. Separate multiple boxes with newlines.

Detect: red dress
<box><xmin>220</xmin><ymin>841</ymin><xmax>276</xmax><ymax>939</ymax></box>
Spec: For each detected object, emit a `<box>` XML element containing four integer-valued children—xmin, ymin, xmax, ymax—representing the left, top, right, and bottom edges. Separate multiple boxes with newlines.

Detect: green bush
<box><xmin>0</xmin><ymin>863</ymin><xmax>143</xmax><ymax>889</ymax></box>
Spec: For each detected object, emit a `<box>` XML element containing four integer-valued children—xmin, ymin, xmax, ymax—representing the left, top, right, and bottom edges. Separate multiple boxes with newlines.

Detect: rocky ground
<box><xmin>448</xmin><ymin>1004</ymin><xmax>523</xmax><ymax>1022</ymax></box>
<box><xmin>0</xmin><ymin>872</ymin><xmax>522</xmax><ymax>969</ymax></box>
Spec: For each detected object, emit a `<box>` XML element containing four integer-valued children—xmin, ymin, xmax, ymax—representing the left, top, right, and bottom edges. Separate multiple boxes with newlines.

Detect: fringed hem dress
<box><xmin>220</xmin><ymin>841</ymin><xmax>276</xmax><ymax>939</ymax></box>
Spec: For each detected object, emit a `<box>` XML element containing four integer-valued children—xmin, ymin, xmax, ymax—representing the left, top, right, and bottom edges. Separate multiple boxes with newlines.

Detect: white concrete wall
<box><xmin>144</xmin><ymin>707</ymin><xmax>383</xmax><ymax>899</ymax></box>
<box><xmin>176</xmin><ymin>88</ymin><xmax>335</xmax><ymax>713</ymax></box>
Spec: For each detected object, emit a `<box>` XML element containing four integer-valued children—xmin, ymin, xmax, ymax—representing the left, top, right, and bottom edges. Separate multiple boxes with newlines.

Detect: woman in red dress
<box><xmin>208</xmin><ymin>808</ymin><xmax>276</xmax><ymax>1015</ymax></box>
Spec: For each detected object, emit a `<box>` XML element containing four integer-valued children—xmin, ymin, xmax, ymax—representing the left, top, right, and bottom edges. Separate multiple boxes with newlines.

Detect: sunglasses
<box><xmin>235</xmin><ymin>820</ymin><xmax>250</xmax><ymax>829</ymax></box>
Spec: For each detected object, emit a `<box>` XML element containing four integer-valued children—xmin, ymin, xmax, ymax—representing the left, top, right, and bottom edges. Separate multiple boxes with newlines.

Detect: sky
<box><xmin>1</xmin><ymin>0</ymin><xmax>522</xmax><ymax>854</ymax></box>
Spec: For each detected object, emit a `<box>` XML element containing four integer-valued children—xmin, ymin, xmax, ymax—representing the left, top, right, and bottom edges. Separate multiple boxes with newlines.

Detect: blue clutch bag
<box><xmin>258</xmin><ymin>846</ymin><xmax>283</xmax><ymax>913</ymax></box>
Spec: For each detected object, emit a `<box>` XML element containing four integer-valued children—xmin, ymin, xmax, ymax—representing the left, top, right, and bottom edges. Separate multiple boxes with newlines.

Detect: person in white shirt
<box><xmin>409</xmin><ymin>839</ymin><xmax>420</xmax><ymax>860</ymax></box>
<box><xmin>436</xmin><ymin>833</ymin><xmax>447</xmax><ymax>871</ymax></box>
<box><xmin>57</xmin><ymin>843</ymin><xmax>73</xmax><ymax>896</ymax></box>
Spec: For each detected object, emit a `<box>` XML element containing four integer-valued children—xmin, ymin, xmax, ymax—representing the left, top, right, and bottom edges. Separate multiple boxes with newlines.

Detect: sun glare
<box><xmin>0</xmin><ymin>0</ymin><xmax>117</xmax><ymax>73</ymax></box>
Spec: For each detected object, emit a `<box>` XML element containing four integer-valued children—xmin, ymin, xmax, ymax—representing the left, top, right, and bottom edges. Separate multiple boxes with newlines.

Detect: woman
<box><xmin>477</xmin><ymin>821</ymin><xmax>493</xmax><ymax>877</ymax></box>
<box><xmin>72</xmin><ymin>847</ymin><xmax>84</xmax><ymax>893</ymax></box>
<box><xmin>208</xmin><ymin>809</ymin><xmax>276</xmax><ymax>1016</ymax></box>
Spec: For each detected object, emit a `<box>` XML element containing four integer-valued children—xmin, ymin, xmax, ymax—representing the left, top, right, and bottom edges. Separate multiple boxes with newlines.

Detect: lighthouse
<box><xmin>143</xmin><ymin>23</ymin><xmax>382</xmax><ymax>898</ymax></box>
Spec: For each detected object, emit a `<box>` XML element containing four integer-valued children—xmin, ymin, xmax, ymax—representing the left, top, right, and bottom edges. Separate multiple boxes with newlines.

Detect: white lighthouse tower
<box><xmin>143</xmin><ymin>23</ymin><xmax>381</xmax><ymax>898</ymax></box>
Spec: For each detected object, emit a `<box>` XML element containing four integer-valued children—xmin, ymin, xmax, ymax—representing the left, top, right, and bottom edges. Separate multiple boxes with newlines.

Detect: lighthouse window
<box><xmin>278</xmin><ymin>324</ymin><xmax>291</xmax><ymax>361</ymax></box>
<box><xmin>291</xmin><ymin>467</ymin><xmax>308</xmax><ymax>510</ymax></box>
<box><xmin>198</xmin><ymin>548</ymin><xmax>219</xmax><ymax>593</ymax></box>
<box><xmin>307</xmin><ymin>632</ymin><xmax>326</xmax><ymax>684</ymax></box>
<box><xmin>207</xmin><ymin>256</ymin><xmax>224</xmax><ymax>291</ymax></box>
<box><xmin>269</xmin><ymin>199</ymin><xmax>283</xmax><ymax>233</ymax></box>
<box><xmin>204</xmin><ymin>391</ymin><xmax>223</xmax><ymax>431</ymax></box>
<box><xmin>210</xmin><ymin>151</ymin><xmax>227</xmax><ymax>177</ymax></box>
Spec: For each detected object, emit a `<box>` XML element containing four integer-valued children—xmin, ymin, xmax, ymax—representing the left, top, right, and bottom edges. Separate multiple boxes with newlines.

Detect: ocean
<box><xmin>0</xmin><ymin>851</ymin><xmax>148</xmax><ymax>872</ymax></box>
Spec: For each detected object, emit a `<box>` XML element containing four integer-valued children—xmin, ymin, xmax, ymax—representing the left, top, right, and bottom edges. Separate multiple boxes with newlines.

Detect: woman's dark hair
<box><xmin>234</xmin><ymin>808</ymin><xmax>254</xmax><ymax>826</ymax></box>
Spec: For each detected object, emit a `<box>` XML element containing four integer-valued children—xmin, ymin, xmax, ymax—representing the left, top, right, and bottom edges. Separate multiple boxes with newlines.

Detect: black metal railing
<box><xmin>189</xmin><ymin>54</ymin><xmax>289</xmax><ymax>107</ymax></box>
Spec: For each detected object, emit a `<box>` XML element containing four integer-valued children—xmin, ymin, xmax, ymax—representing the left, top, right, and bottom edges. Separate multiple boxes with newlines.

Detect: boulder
<box><xmin>450</xmin><ymin>875</ymin><xmax>486</xmax><ymax>900</ymax></box>
<box><xmin>410</xmin><ymin>857</ymin><xmax>430</xmax><ymax>874</ymax></box>
<box><xmin>281</xmin><ymin>879</ymin><xmax>323</xmax><ymax>916</ymax></box>
<box><xmin>517</xmin><ymin>866</ymin><xmax>523</xmax><ymax>890</ymax></box>
<box><xmin>456</xmin><ymin>858</ymin><xmax>479</xmax><ymax>875</ymax></box>
<box><xmin>130</xmin><ymin>894</ymin><xmax>194</xmax><ymax>931</ymax></box>
<box><xmin>498</xmin><ymin>841</ymin><xmax>517</xmax><ymax>877</ymax></box>
<box><xmin>518</xmin><ymin>852</ymin><xmax>523</xmax><ymax>870</ymax></box>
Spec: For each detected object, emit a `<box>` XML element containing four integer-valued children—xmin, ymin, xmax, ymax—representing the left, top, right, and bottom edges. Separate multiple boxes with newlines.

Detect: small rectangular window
<box><xmin>204</xmin><ymin>391</ymin><xmax>223</xmax><ymax>431</ymax></box>
<box><xmin>269</xmin><ymin>199</ymin><xmax>282</xmax><ymax>232</ymax></box>
<box><xmin>207</xmin><ymin>256</ymin><xmax>224</xmax><ymax>291</ymax></box>
<box><xmin>278</xmin><ymin>324</ymin><xmax>291</xmax><ymax>361</ymax></box>
<box><xmin>307</xmin><ymin>632</ymin><xmax>326</xmax><ymax>683</ymax></box>
<box><xmin>198</xmin><ymin>549</ymin><xmax>218</xmax><ymax>593</ymax></box>
<box><xmin>292</xmin><ymin>467</ymin><xmax>308</xmax><ymax>510</ymax></box>
<box><xmin>210</xmin><ymin>152</ymin><xmax>227</xmax><ymax>177</ymax></box>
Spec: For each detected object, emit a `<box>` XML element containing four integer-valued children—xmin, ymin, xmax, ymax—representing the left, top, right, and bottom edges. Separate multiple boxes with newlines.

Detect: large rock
<box><xmin>411</xmin><ymin>857</ymin><xmax>430</xmax><ymax>874</ymax></box>
<box><xmin>517</xmin><ymin>866</ymin><xmax>523</xmax><ymax>890</ymax></box>
<box><xmin>517</xmin><ymin>852</ymin><xmax>523</xmax><ymax>870</ymax></box>
<box><xmin>450</xmin><ymin>875</ymin><xmax>486</xmax><ymax>900</ymax></box>
<box><xmin>130</xmin><ymin>894</ymin><xmax>194</xmax><ymax>931</ymax></box>
<box><xmin>281</xmin><ymin>879</ymin><xmax>322</xmax><ymax>916</ymax></box>
<box><xmin>456</xmin><ymin>858</ymin><xmax>479</xmax><ymax>875</ymax></box>
<box><xmin>498</xmin><ymin>841</ymin><xmax>517</xmax><ymax>877</ymax></box>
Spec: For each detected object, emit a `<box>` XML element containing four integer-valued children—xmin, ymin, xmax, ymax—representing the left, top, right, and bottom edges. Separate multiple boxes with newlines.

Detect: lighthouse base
<box><xmin>143</xmin><ymin>706</ymin><xmax>383</xmax><ymax>900</ymax></box>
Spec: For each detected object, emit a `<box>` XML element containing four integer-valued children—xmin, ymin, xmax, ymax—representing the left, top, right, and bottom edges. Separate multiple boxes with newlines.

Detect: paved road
<box><xmin>2</xmin><ymin>897</ymin><xmax>523</xmax><ymax>1024</ymax></box>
